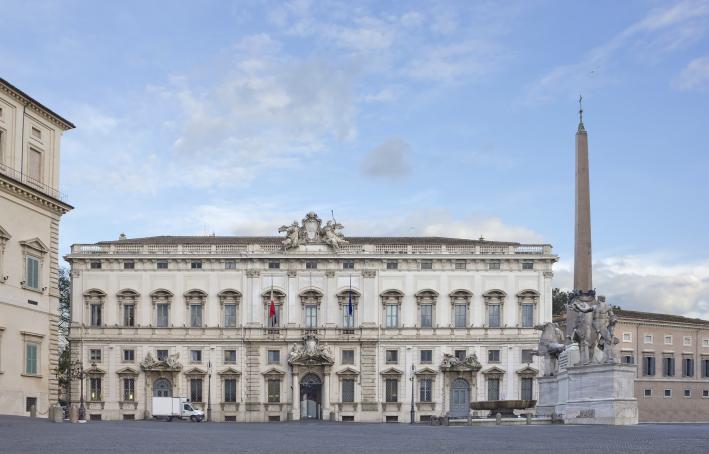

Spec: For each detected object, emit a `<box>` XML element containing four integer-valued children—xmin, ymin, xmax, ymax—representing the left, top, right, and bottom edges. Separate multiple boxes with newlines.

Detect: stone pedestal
<box><xmin>537</xmin><ymin>363</ymin><xmax>637</xmax><ymax>425</ymax></box>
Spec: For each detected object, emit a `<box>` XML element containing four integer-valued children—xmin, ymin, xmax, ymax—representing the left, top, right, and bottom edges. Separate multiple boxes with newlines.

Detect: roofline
<box><xmin>0</xmin><ymin>77</ymin><xmax>75</xmax><ymax>130</ymax></box>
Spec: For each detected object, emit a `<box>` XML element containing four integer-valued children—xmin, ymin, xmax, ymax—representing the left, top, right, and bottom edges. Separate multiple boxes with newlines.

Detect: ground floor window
<box><xmin>487</xmin><ymin>378</ymin><xmax>500</xmax><ymax>401</ymax></box>
<box><xmin>520</xmin><ymin>377</ymin><xmax>533</xmax><ymax>401</ymax></box>
<box><xmin>267</xmin><ymin>379</ymin><xmax>280</xmax><ymax>403</ymax></box>
<box><xmin>342</xmin><ymin>379</ymin><xmax>355</xmax><ymax>403</ymax></box>
<box><xmin>419</xmin><ymin>378</ymin><xmax>432</xmax><ymax>402</ymax></box>
<box><xmin>190</xmin><ymin>378</ymin><xmax>203</xmax><ymax>402</ymax></box>
<box><xmin>89</xmin><ymin>377</ymin><xmax>102</xmax><ymax>401</ymax></box>
<box><xmin>385</xmin><ymin>379</ymin><xmax>398</xmax><ymax>402</ymax></box>
<box><xmin>224</xmin><ymin>379</ymin><xmax>237</xmax><ymax>402</ymax></box>
<box><xmin>123</xmin><ymin>378</ymin><xmax>135</xmax><ymax>401</ymax></box>
<box><xmin>25</xmin><ymin>397</ymin><xmax>37</xmax><ymax>412</ymax></box>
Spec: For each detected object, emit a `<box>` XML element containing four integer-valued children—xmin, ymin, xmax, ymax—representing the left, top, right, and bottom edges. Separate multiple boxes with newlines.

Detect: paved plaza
<box><xmin>2</xmin><ymin>416</ymin><xmax>709</xmax><ymax>454</ymax></box>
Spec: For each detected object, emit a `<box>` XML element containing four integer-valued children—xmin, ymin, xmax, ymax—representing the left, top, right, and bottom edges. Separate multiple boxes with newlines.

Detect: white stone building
<box><xmin>66</xmin><ymin>212</ymin><xmax>556</xmax><ymax>422</ymax></box>
<box><xmin>0</xmin><ymin>78</ymin><xmax>74</xmax><ymax>416</ymax></box>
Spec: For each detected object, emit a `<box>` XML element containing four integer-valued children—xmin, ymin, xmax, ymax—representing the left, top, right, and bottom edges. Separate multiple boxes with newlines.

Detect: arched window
<box><xmin>218</xmin><ymin>289</ymin><xmax>241</xmax><ymax>328</ymax></box>
<box><xmin>449</xmin><ymin>290</ymin><xmax>473</xmax><ymax>328</ymax></box>
<box><xmin>337</xmin><ymin>289</ymin><xmax>361</xmax><ymax>329</ymax></box>
<box><xmin>300</xmin><ymin>289</ymin><xmax>323</xmax><ymax>329</ymax></box>
<box><xmin>516</xmin><ymin>290</ymin><xmax>539</xmax><ymax>328</ymax></box>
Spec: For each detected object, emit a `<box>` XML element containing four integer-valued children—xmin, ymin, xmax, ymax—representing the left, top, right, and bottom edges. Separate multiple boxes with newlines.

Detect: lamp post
<box><xmin>409</xmin><ymin>363</ymin><xmax>415</xmax><ymax>424</ymax></box>
<box><xmin>207</xmin><ymin>361</ymin><xmax>212</xmax><ymax>422</ymax></box>
<box><xmin>70</xmin><ymin>360</ymin><xmax>87</xmax><ymax>421</ymax></box>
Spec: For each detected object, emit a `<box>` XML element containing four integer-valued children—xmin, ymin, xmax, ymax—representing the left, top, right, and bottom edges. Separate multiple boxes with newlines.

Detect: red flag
<box><xmin>269</xmin><ymin>298</ymin><xmax>276</xmax><ymax>325</ymax></box>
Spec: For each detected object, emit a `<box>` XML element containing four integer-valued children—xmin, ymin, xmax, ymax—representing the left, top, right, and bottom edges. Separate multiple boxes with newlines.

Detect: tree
<box><xmin>56</xmin><ymin>267</ymin><xmax>71</xmax><ymax>404</ymax></box>
<box><xmin>552</xmin><ymin>288</ymin><xmax>574</xmax><ymax>316</ymax></box>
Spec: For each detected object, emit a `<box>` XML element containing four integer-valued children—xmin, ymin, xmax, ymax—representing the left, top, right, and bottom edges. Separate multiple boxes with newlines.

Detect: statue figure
<box><xmin>320</xmin><ymin>220</ymin><xmax>348</xmax><ymax>250</ymax></box>
<box><xmin>278</xmin><ymin>221</ymin><xmax>301</xmax><ymax>250</ymax></box>
<box><xmin>140</xmin><ymin>351</ymin><xmax>158</xmax><ymax>370</ymax></box>
<box><xmin>533</xmin><ymin>322</ymin><xmax>566</xmax><ymax>376</ymax></box>
<box><xmin>593</xmin><ymin>295</ymin><xmax>618</xmax><ymax>363</ymax></box>
<box><xmin>564</xmin><ymin>291</ymin><xmax>597</xmax><ymax>366</ymax></box>
<box><xmin>164</xmin><ymin>352</ymin><xmax>183</xmax><ymax>370</ymax></box>
<box><xmin>287</xmin><ymin>334</ymin><xmax>334</xmax><ymax>366</ymax></box>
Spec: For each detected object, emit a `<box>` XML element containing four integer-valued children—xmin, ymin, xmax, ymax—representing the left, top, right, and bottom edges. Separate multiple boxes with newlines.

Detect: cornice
<box><xmin>0</xmin><ymin>80</ymin><xmax>75</xmax><ymax>130</ymax></box>
<box><xmin>0</xmin><ymin>174</ymin><xmax>72</xmax><ymax>214</ymax></box>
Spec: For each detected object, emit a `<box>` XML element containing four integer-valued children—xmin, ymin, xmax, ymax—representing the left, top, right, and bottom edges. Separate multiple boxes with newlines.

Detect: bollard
<box><xmin>69</xmin><ymin>405</ymin><xmax>79</xmax><ymax>423</ymax></box>
<box><xmin>30</xmin><ymin>405</ymin><xmax>37</xmax><ymax>418</ymax></box>
<box><xmin>495</xmin><ymin>412</ymin><xmax>502</xmax><ymax>425</ymax></box>
<box><xmin>526</xmin><ymin>413</ymin><xmax>532</xmax><ymax>425</ymax></box>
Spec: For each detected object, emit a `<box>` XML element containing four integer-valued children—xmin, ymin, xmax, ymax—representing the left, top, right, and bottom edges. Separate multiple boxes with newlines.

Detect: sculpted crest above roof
<box><xmin>278</xmin><ymin>212</ymin><xmax>349</xmax><ymax>251</ymax></box>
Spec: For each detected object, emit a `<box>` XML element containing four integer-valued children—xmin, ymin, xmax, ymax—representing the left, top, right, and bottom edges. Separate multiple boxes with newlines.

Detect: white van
<box><xmin>152</xmin><ymin>397</ymin><xmax>204</xmax><ymax>422</ymax></box>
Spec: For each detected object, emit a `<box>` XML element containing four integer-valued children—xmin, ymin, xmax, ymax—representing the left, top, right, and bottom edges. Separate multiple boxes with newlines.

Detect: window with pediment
<box><xmin>262</xmin><ymin>289</ymin><xmax>286</xmax><ymax>328</ymax></box>
<box><xmin>449</xmin><ymin>290</ymin><xmax>472</xmax><ymax>328</ymax></box>
<box><xmin>0</xmin><ymin>225</ymin><xmax>10</xmax><ymax>284</ymax></box>
<box><xmin>83</xmin><ymin>289</ymin><xmax>106</xmax><ymax>327</ymax></box>
<box><xmin>218</xmin><ymin>289</ymin><xmax>241</xmax><ymax>328</ymax></box>
<box><xmin>517</xmin><ymin>290</ymin><xmax>539</xmax><ymax>328</ymax></box>
<box><xmin>380</xmin><ymin>290</ymin><xmax>403</xmax><ymax>329</ymax></box>
<box><xmin>184</xmin><ymin>289</ymin><xmax>207</xmax><ymax>328</ymax></box>
<box><xmin>483</xmin><ymin>290</ymin><xmax>506</xmax><ymax>328</ymax></box>
<box><xmin>20</xmin><ymin>238</ymin><xmax>48</xmax><ymax>292</ymax></box>
<box><xmin>300</xmin><ymin>289</ymin><xmax>323</xmax><ymax>329</ymax></box>
<box><xmin>415</xmin><ymin>290</ymin><xmax>438</xmax><ymax>328</ymax></box>
<box><xmin>150</xmin><ymin>289</ymin><xmax>173</xmax><ymax>328</ymax></box>
<box><xmin>337</xmin><ymin>289</ymin><xmax>360</xmax><ymax>329</ymax></box>
<box><xmin>117</xmin><ymin>289</ymin><xmax>139</xmax><ymax>327</ymax></box>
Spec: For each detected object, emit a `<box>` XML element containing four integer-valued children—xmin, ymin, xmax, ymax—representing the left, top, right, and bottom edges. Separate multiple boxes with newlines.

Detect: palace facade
<box><xmin>0</xmin><ymin>78</ymin><xmax>74</xmax><ymax>416</ymax></box>
<box><xmin>66</xmin><ymin>212</ymin><xmax>556</xmax><ymax>422</ymax></box>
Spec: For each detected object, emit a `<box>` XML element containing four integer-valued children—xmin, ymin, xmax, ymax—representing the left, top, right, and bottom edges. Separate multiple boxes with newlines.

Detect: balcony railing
<box><xmin>0</xmin><ymin>163</ymin><xmax>68</xmax><ymax>202</ymax></box>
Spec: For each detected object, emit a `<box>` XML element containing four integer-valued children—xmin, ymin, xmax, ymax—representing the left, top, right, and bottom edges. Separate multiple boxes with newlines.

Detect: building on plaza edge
<box><xmin>0</xmin><ymin>78</ymin><xmax>74</xmax><ymax>417</ymax></box>
<box><xmin>66</xmin><ymin>212</ymin><xmax>557</xmax><ymax>422</ymax></box>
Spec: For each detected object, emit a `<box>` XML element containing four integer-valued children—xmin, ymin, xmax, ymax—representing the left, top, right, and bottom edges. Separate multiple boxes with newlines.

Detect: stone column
<box><xmin>322</xmin><ymin>370</ymin><xmax>331</xmax><ymax>420</ymax></box>
<box><xmin>574</xmin><ymin>110</ymin><xmax>593</xmax><ymax>293</ymax></box>
<box><xmin>292</xmin><ymin>372</ymin><xmax>300</xmax><ymax>420</ymax></box>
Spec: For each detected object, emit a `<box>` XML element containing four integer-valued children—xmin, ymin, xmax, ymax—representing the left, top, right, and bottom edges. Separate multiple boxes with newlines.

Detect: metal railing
<box><xmin>0</xmin><ymin>163</ymin><xmax>68</xmax><ymax>202</ymax></box>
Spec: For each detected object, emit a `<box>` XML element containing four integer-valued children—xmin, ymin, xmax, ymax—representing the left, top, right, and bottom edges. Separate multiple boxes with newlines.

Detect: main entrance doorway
<box><xmin>450</xmin><ymin>378</ymin><xmax>470</xmax><ymax>418</ymax></box>
<box><xmin>300</xmin><ymin>374</ymin><xmax>322</xmax><ymax>419</ymax></box>
<box><xmin>153</xmin><ymin>378</ymin><xmax>172</xmax><ymax>397</ymax></box>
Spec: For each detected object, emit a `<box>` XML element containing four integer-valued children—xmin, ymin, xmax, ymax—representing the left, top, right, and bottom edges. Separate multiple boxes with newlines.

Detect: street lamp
<box><xmin>69</xmin><ymin>360</ymin><xmax>88</xmax><ymax>421</ymax></box>
<box><xmin>207</xmin><ymin>361</ymin><xmax>212</xmax><ymax>422</ymax></box>
<box><xmin>410</xmin><ymin>363</ymin><xmax>415</xmax><ymax>424</ymax></box>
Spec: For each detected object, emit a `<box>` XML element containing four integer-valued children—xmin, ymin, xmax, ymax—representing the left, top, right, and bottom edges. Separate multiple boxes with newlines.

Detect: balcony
<box><xmin>0</xmin><ymin>163</ymin><xmax>68</xmax><ymax>203</ymax></box>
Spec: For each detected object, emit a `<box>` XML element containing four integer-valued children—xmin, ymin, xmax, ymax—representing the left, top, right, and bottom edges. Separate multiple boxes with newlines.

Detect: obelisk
<box><xmin>573</xmin><ymin>96</ymin><xmax>592</xmax><ymax>294</ymax></box>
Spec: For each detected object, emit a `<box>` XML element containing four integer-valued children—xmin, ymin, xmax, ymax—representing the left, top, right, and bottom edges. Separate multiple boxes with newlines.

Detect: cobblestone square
<box><xmin>2</xmin><ymin>416</ymin><xmax>708</xmax><ymax>454</ymax></box>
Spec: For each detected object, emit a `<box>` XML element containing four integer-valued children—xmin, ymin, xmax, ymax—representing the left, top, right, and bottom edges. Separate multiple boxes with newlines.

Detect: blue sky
<box><xmin>2</xmin><ymin>0</ymin><xmax>708</xmax><ymax>317</ymax></box>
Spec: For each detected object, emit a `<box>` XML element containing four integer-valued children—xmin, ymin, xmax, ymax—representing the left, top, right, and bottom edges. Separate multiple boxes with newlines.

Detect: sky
<box><xmin>2</xmin><ymin>0</ymin><xmax>708</xmax><ymax>318</ymax></box>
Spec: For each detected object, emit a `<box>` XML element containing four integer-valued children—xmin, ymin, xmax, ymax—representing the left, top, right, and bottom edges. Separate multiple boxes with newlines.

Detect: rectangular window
<box><xmin>623</xmin><ymin>332</ymin><xmax>632</xmax><ymax>342</ymax></box>
<box><xmin>90</xmin><ymin>304</ymin><xmax>102</xmax><ymax>327</ymax></box>
<box><xmin>342</xmin><ymin>260</ymin><xmax>354</xmax><ymax>269</ymax></box>
<box><xmin>386</xmin><ymin>261</ymin><xmax>398</xmax><ymax>270</ymax></box>
<box><xmin>644</xmin><ymin>335</ymin><xmax>653</xmax><ymax>344</ymax></box>
<box><xmin>123</xmin><ymin>260</ymin><xmax>135</xmax><ymax>270</ymax></box>
<box><xmin>267</xmin><ymin>350</ymin><xmax>280</xmax><ymax>364</ymax></box>
<box><xmin>31</xmin><ymin>126</ymin><xmax>42</xmax><ymax>139</ymax></box>
<box><xmin>420</xmin><ymin>260</ymin><xmax>432</xmax><ymax>270</ymax></box>
<box><xmin>684</xmin><ymin>389</ymin><xmax>691</xmax><ymax>398</ymax></box>
<box><xmin>643</xmin><ymin>356</ymin><xmax>656</xmax><ymax>376</ymax></box>
<box><xmin>25</xmin><ymin>256</ymin><xmax>40</xmax><ymax>290</ymax></box>
<box><xmin>622</xmin><ymin>353</ymin><xmax>635</xmax><ymax>365</ymax></box>
<box><xmin>224</xmin><ymin>379</ymin><xmax>237</xmax><ymax>402</ymax></box>
<box><xmin>28</xmin><ymin>147</ymin><xmax>42</xmax><ymax>182</ymax></box>
<box><xmin>305</xmin><ymin>305</ymin><xmax>317</xmax><ymax>328</ymax></box>
<box><xmin>123</xmin><ymin>304</ymin><xmax>135</xmax><ymax>327</ymax></box>
<box><xmin>123</xmin><ymin>349</ymin><xmax>135</xmax><ymax>362</ymax></box>
<box><xmin>644</xmin><ymin>389</ymin><xmax>652</xmax><ymax>397</ymax></box>
<box><xmin>664</xmin><ymin>335</ymin><xmax>673</xmax><ymax>345</ymax></box>
<box><xmin>90</xmin><ymin>261</ymin><xmax>101</xmax><ymax>269</ymax></box>
<box><xmin>268</xmin><ymin>261</ymin><xmax>280</xmax><ymax>269</ymax></box>
<box><xmin>703</xmin><ymin>359</ymin><xmax>709</xmax><ymax>378</ymax></box>
<box><xmin>683</xmin><ymin>357</ymin><xmax>694</xmax><ymax>377</ymax></box>
<box><xmin>420</xmin><ymin>304</ymin><xmax>432</xmax><ymax>328</ymax></box>
<box><xmin>225</xmin><ymin>260</ymin><xmax>236</xmax><ymax>270</ymax></box>
<box><xmin>341</xmin><ymin>350</ymin><xmax>355</xmax><ymax>365</ymax></box>
<box><xmin>191</xmin><ymin>260</ymin><xmax>202</xmax><ymax>269</ymax></box>
<box><xmin>190</xmin><ymin>304</ymin><xmax>203</xmax><ymax>327</ymax></box>
<box><xmin>488</xmin><ymin>261</ymin><xmax>500</xmax><ymax>270</ymax></box>
<box><xmin>157</xmin><ymin>349</ymin><xmax>168</xmax><ymax>361</ymax></box>
<box><xmin>521</xmin><ymin>303</ymin><xmax>534</xmax><ymax>328</ymax></box>
<box><xmin>156</xmin><ymin>303</ymin><xmax>169</xmax><ymax>327</ymax></box>
<box><xmin>488</xmin><ymin>304</ymin><xmax>500</xmax><ymax>328</ymax></box>
<box><xmin>305</xmin><ymin>260</ymin><xmax>317</xmax><ymax>270</ymax></box>
<box><xmin>664</xmin><ymin>356</ymin><xmax>675</xmax><ymax>377</ymax></box>
<box><xmin>385</xmin><ymin>379</ymin><xmax>398</xmax><ymax>402</ymax></box>
<box><xmin>157</xmin><ymin>260</ymin><xmax>168</xmax><ymax>270</ymax></box>
<box><xmin>704</xmin><ymin>339</ymin><xmax>709</xmax><ymax>347</ymax></box>
<box><xmin>386</xmin><ymin>349</ymin><xmax>398</xmax><ymax>364</ymax></box>
<box><xmin>488</xmin><ymin>349</ymin><xmax>500</xmax><ymax>363</ymax></box>
<box><xmin>684</xmin><ymin>336</ymin><xmax>692</xmax><ymax>347</ymax></box>
<box><xmin>224</xmin><ymin>304</ymin><xmax>237</xmax><ymax>328</ymax></box>
<box><xmin>190</xmin><ymin>378</ymin><xmax>203</xmax><ymax>402</ymax></box>
<box><xmin>191</xmin><ymin>350</ymin><xmax>202</xmax><ymax>363</ymax></box>
<box><xmin>704</xmin><ymin>390</ymin><xmax>709</xmax><ymax>398</ymax></box>
<box><xmin>455</xmin><ymin>260</ymin><xmax>466</xmax><ymax>270</ymax></box>
<box><xmin>343</xmin><ymin>306</ymin><xmax>354</xmax><ymax>328</ymax></box>
<box><xmin>521</xmin><ymin>377</ymin><xmax>533</xmax><ymax>401</ymax></box>
<box><xmin>267</xmin><ymin>380</ymin><xmax>280</xmax><ymax>403</ymax></box>
<box><xmin>664</xmin><ymin>389</ymin><xmax>672</xmax><ymax>398</ymax></box>
<box><xmin>419</xmin><ymin>378</ymin><xmax>433</xmax><ymax>402</ymax></box>
<box><xmin>26</xmin><ymin>397</ymin><xmax>37</xmax><ymax>412</ymax></box>
<box><xmin>25</xmin><ymin>343</ymin><xmax>38</xmax><ymax>375</ymax></box>
<box><xmin>123</xmin><ymin>378</ymin><xmax>135</xmax><ymax>401</ymax></box>
<box><xmin>487</xmin><ymin>378</ymin><xmax>500</xmax><ymax>401</ymax></box>
<box><xmin>224</xmin><ymin>349</ymin><xmax>237</xmax><ymax>364</ymax></box>
<box><xmin>454</xmin><ymin>303</ymin><xmax>467</xmax><ymax>328</ymax></box>
<box><xmin>522</xmin><ymin>261</ymin><xmax>534</xmax><ymax>270</ymax></box>
<box><xmin>90</xmin><ymin>377</ymin><xmax>102</xmax><ymax>401</ymax></box>
<box><xmin>420</xmin><ymin>349</ymin><xmax>432</xmax><ymax>364</ymax></box>
<box><xmin>454</xmin><ymin>350</ymin><xmax>466</xmax><ymax>361</ymax></box>
<box><xmin>521</xmin><ymin>349</ymin><xmax>534</xmax><ymax>363</ymax></box>
<box><xmin>385</xmin><ymin>304</ymin><xmax>399</xmax><ymax>328</ymax></box>
<box><xmin>342</xmin><ymin>379</ymin><xmax>355</xmax><ymax>403</ymax></box>
<box><xmin>90</xmin><ymin>349</ymin><xmax>102</xmax><ymax>362</ymax></box>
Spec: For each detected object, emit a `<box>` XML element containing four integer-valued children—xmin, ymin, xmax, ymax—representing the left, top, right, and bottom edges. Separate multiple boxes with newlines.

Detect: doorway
<box><xmin>300</xmin><ymin>374</ymin><xmax>322</xmax><ymax>419</ymax></box>
<box><xmin>153</xmin><ymin>378</ymin><xmax>172</xmax><ymax>397</ymax></box>
<box><xmin>450</xmin><ymin>378</ymin><xmax>470</xmax><ymax>418</ymax></box>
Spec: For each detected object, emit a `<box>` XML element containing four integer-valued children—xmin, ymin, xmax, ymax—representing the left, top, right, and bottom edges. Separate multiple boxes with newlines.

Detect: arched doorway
<box><xmin>450</xmin><ymin>378</ymin><xmax>470</xmax><ymax>418</ymax></box>
<box><xmin>300</xmin><ymin>374</ymin><xmax>322</xmax><ymax>419</ymax></box>
<box><xmin>153</xmin><ymin>378</ymin><xmax>172</xmax><ymax>397</ymax></box>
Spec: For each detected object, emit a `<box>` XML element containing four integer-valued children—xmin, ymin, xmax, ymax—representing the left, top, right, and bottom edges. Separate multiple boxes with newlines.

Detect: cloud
<box><xmin>360</xmin><ymin>138</ymin><xmax>412</xmax><ymax>178</ymax></box>
<box><xmin>527</xmin><ymin>0</ymin><xmax>709</xmax><ymax>102</ymax></box>
<box><xmin>673</xmin><ymin>55</ymin><xmax>709</xmax><ymax>91</ymax></box>
<box><xmin>553</xmin><ymin>255</ymin><xmax>709</xmax><ymax>320</ymax></box>
<box><xmin>403</xmin><ymin>40</ymin><xmax>503</xmax><ymax>83</ymax></box>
